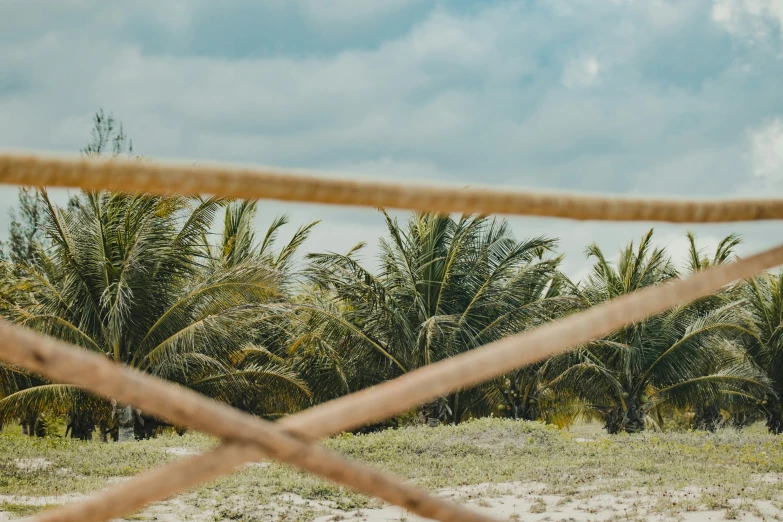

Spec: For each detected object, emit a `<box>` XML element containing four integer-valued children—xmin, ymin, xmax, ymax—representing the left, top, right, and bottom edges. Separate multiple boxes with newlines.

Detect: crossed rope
<box><xmin>0</xmin><ymin>153</ymin><xmax>781</xmax><ymax>522</ymax></box>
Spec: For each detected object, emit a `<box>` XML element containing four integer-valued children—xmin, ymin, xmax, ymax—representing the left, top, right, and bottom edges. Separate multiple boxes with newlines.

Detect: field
<box><xmin>2</xmin><ymin>419</ymin><xmax>783</xmax><ymax>521</ymax></box>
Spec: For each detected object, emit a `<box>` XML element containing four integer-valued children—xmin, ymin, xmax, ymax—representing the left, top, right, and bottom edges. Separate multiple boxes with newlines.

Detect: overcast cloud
<box><xmin>1</xmin><ymin>0</ymin><xmax>783</xmax><ymax>277</ymax></box>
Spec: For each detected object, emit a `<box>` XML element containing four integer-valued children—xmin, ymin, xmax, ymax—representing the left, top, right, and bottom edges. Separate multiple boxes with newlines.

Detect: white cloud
<box><xmin>561</xmin><ymin>56</ymin><xmax>601</xmax><ymax>88</ymax></box>
<box><xmin>6</xmin><ymin>4</ymin><xmax>525</xmax><ymax>169</ymax></box>
<box><xmin>750</xmin><ymin>118</ymin><xmax>783</xmax><ymax>178</ymax></box>
<box><xmin>1</xmin><ymin>0</ymin><xmax>783</xmax><ymax>278</ymax></box>
<box><xmin>712</xmin><ymin>0</ymin><xmax>783</xmax><ymax>43</ymax></box>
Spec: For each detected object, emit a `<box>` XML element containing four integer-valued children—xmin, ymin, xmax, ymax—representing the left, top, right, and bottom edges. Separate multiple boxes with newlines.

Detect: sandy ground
<box><xmin>2</xmin><ymin>479</ymin><xmax>781</xmax><ymax>521</ymax></box>
<box><xmin>3</xmin><ymin>424</ymin><xmax>782</xmax><ymax>522</ymax></box>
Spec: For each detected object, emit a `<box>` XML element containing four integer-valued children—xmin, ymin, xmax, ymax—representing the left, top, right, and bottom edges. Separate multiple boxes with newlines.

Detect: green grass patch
<box><xmin>3</xmin><ymin>418</ymin><xmax>783</xmax><ymax>517</ymax></box>
<box><xmin>0</xmin><ymin>502</ymin><xmax>60</xmax><ymax>517</ymax></box>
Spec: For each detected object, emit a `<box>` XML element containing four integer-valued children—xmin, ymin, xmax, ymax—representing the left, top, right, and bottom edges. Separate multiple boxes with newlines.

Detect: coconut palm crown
<box><xmin>552</xmin><ymin>230</ymin><xmax>770</xmax><ymax>433</ymax></box>
<box><xmin>299</xmin><ymin>211</ymin><xmax>566</xmax><ymax>425</ymax></box>
<box><xmin>0</xmin><ymin>191</ymin><xmax>312</xmax><ymax>438</ymax></box>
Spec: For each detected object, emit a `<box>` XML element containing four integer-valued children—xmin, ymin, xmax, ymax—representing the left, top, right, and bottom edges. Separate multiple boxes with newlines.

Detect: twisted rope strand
<box><xmin>1</xmin><ymin>153</ymin><xmax>782</xmax><ymax>222</ymax></box>
<box><xmin>3</xmin><ymin>151</ymin><xmax>781</xmax><ymax>522</ymax></box>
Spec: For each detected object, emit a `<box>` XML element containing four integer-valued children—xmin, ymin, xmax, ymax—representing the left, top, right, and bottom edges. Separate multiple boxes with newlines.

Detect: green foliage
<box><xmin>2</xmin><ymin>108</ymin><xmax>783</xmax><ymax>440</ymax></box>
<box><xmin>81</xmin><ymin>108</ymin><xmax>133</xmax><ymax>158</ymax></box>
<box><xmin>737</xmin><ymin>272</ymin><xmax>783</xmax><ymax>433</ymax></box>
<box><xmin>0</xmin><ymin>188</ymin><xmax>48</xmax><ymax>266</ymax></box>
<box><xmin>0</xmin><ymin>112</ymin><xmax>320</xmax><ymax>438</ymax></box>
<box><xmin>300</xmin><ymin>212</ymin><xmax>564</xmax><ymax>424</ymax></box>
<box><xmin>552</xmin><ymin>230</ymin><xmax>770</xmax><ymax>434</ymax></box>
<box><xmin>0</xmin><ymin>191</ymin><xmax>317</xmax><ymax>435</ymax></box>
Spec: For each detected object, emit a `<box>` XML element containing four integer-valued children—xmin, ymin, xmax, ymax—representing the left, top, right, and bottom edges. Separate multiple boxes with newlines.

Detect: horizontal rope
<box><xmin>27</xmin><ymin>242</ymin><xmax>783</xmax><ymax>522</ymax></box>
<box><xmin>2</xmin><ymin>153</ymin><xmax>782</xmax><ymax>222</ymax></box>
<box><xmin>0</xmin><ymin>322</ymin><xmax>495</xmax><ymax>522</ymax></box>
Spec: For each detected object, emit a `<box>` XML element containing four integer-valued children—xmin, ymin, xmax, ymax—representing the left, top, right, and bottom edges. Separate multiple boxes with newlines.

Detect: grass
<box><xmin>0</xmin><ymin>502</ymin><xmax>60</xmax><ymax>517</ymax></box>
<box><xmin>2</xmin><ymin>418</ymin><xmax>783</xmax><ymax>520</ymax></box>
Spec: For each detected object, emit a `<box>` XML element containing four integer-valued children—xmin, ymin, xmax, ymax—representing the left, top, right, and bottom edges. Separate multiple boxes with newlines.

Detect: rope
<box><xmin>2</xmin><ymin>153</ymin><xmax>783</xmax><ymax>222</ymax></box>
<box><xmin>2</xmin><ymin>151</ymin><xmax>781</xmax><ymax>522</ymax></box>
<box><xmin>22</xmin><ymin>242</ymin><xmax>783</xmax><ymax>522</ymax></box>
<box><xmin>1</xmin><ymin>321</ymin><xmax>495</xmax><ymax>522</ymax></box>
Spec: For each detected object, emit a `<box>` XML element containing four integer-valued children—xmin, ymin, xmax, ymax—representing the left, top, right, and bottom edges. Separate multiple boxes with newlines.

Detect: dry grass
<box><xmin>2</xmin><ymin>418</ymin><xmax>783</xmax><ymax>520</ymax></box>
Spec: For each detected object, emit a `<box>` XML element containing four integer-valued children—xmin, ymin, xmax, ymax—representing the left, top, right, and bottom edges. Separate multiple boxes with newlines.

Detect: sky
<box><xmin>1</xmin><ymin>0</ymin><xmax>783</xmax><ymax>280</ymax></box>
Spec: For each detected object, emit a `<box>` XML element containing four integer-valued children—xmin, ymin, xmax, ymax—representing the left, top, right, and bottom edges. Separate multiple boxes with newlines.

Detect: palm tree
<box><xmin>488</xmin><ymin>354</ymin><xmax>590</xmax><ymax>428</ymax></box>
<box><xmin>210</xmin><ymin>200</ymin><xmax>318</xmax><ymax>418</ymax></box>
<box><xmin>555</xmin><ymin>230</ymin><xmax>769</xmax><ymax>434</ymax></box>
<box><xmin>0</xmin><ymin>234</ymin><xmax>53</xmax><ymax>436</ymax></box>
<box><xmin>480</xmin><ymin>271</ymin><xmax>586</xmax><ymax>426</ymax></box>
<box><xmin>0</xmin><ymin>361</ymin><xmax>48</xmax><ymax>435</ymax></box>
<box><xmin>300</xmin><ymin>211</ymin><xmax>564</xmax><ymax>425</ymax></box>
<box><xmin>0</xmin><ymin>191</ymin><xmax>313</xmax><ymax>439</ymax></box>
<box><xmin>685</xmin><ymin>232</ymin><xmax>742</xmax><ymax>273</ymax></box>
<box><xmin>683</xmin><ymin>232</ymin><xmax>761</xmax><ymax>430</ymax></box>
<box><xmin>737</xmin><ymin>272</ymin><xmax>783</xmax><ymax>433</ymax></box>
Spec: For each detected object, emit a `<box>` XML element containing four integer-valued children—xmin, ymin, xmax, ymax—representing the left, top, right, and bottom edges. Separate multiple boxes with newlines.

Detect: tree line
<box><xmin>0</xmin><ymin>112</ymin><xmax>781</xmax><ymax>439</ymax></box>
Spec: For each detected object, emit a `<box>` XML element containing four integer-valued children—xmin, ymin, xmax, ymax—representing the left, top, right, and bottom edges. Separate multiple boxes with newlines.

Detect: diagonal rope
<box><xmin>24</xmin><ymin>242</ymin><xmax>783</xmax><ymax>522</ymax></box>
<box><xmin>2</xmin><ymin>153</ymin><xmax>783</xmax><ymax>222</ymax></box>
<box><xmin>2</xmin><ymin>152</ymin><xmax>782</xmax><ymax>522</ymax></box>
<box><xmin>0</xmin><ymin>321</ymin><xmax>496</xmax><ymax>522</ymax></box>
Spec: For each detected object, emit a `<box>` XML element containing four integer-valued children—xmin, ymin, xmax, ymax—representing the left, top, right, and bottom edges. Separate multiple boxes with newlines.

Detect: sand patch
<box><xmin>13</xmin><ymin>458</ymin><xmax>51</xmax><ymax>471</ymax></box>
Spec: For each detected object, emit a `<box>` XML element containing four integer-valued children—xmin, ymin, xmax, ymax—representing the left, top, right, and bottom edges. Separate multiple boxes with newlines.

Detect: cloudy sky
<box><xmin>2</xmin><ymin>0</ymin><xmax>783</xmax><ymax>279</ymax></box>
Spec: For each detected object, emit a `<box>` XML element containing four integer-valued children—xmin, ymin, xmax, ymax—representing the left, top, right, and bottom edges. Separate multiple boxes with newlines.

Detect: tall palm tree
<box><xmin>480</xmin><ymin>271</ymin><xmax>586</xmax><ymax>426</ymax></box>
<box><xmin>737</xmin><ymin>272</ymin><xmax>783</xmax><ymax>433</ymax></box>
<box><xmin>685</xmin><ymin>232</ymin><xmax>742</xmax><ymax>273</ymax></box>
<box><xmin>555</xmin><ymin>230</ymin><xmax>769</xmax><ymax>434</ymax></box>
<box><xmin>211</xmin><ymin>200</ymin><xmax>318</xmax><ymax>418</ymax></box>
<box><xmin>683</xmin><ymin>232</ymin><xmax>760</xmax><ymax>430</ymax></box>
<box><xmin>488</xmin><ymin>352</ymin><xmax>589</xmax><ymax>428</ymax></box>
<box><xmin>300</xmin><ymin>211</ymin><xmax>564</xmax><ymax>425</ymax></box>
<box><xmin>0</xmin><ymin>223</ymin><xmax>54</xmax><ymax>436</ymax></box>
<box><xmin>0</xmin><ymin>191</ymin><xmax>312</xmax><ymax>439</ymax></box>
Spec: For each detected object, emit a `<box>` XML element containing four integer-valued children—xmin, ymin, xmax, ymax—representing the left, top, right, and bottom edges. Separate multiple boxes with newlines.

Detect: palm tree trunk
<box><xmin>766</xmin><ymin>406</ymin><xmax>783</xmax><ymax>434</ymax></box>
<box><xmin>521</xmin><ymin>398</ymin><xmax>539</xmax><ymax>421</ymax></box>
<box><xmin>693</xmin><ymin>403</ymin><xmax>722</xmax><ymax>431</ymax></box>
<box><xmin>604</xmin><ymin>403</ymin><xmax>645</xmax><ymax>434</ymax></box>
<box><xmin>625</xmin><ymin>406</ymin><xmax>645</xmax><ymax>433</ymax></box>
<box><xmin>423</xmin><ymin>401</ymin><xmax>439</xmax><ymax>427</ymax></box>
<box><xmin>422</xmin><ymin>399</ymin><xmax>448</xmax><ymax>427</ymax></box>
<box><xmin>604</xmin><ymin>408</ymin><xmax>621</xmax><ymax>434</ymax></box>
<box><xmin>23</xmin><ymin>412</ymin><xmax>43</xmax><ymax>437</ymax></box>
<box><xmin>67</xmin><ymin>411</ymin><xmax>95</xmax><ymax>440</ymax></box>
<box><xmin>134</xmin><ymin>412</ymin><xmax>166</xmax><ymax>440</ymax></box>
<box><xmin>450</xmin><ymin>393</ymin><xmax>460</xmax><ymax>425</ymax></box>
<box><xmin>114</xmin><ymin>404</ymin><xmax>135</xmax><ymax>442</ymax></box>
